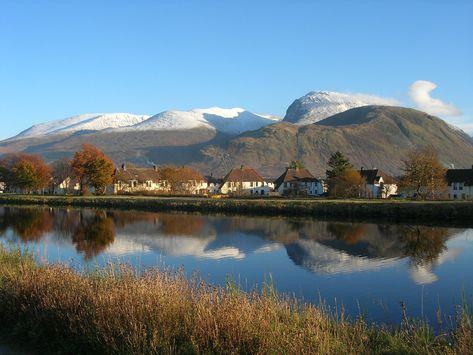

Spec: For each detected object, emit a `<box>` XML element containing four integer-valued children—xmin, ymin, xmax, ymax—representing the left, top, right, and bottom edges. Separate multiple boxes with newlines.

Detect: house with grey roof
<box><xmin>358</xmin><ymin>168</ymin><xmax>398</xmax><ymax>198</ymax></box>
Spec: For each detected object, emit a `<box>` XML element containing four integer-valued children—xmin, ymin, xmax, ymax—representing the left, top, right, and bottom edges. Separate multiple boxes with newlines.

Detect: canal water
<box><xmin>1</xmin><ymin>206</ymin><xmax>472</xmax><ymax>326</ymax></box>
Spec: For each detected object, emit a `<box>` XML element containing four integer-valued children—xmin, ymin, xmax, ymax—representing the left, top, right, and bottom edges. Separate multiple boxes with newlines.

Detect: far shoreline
<box><xmin>1</xmin><ymin>194</ymin><xmax>473</xmax><ymax>226</ymax></box>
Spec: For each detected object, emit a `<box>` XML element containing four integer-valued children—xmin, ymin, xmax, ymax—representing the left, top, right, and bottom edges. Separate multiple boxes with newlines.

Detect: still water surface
<box><xmin>1</xmin><ymin>206</ymin><xmax>472</xmax><ymax>326</ymax></box>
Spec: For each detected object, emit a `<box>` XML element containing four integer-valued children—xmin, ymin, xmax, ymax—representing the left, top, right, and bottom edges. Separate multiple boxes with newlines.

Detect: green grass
<box><xmin>0</xmin><ymin>247</ymin><xmax>472</xmax><ymax>354</ymax></box>
<box><xmin>1</xmin><ymin>194</ymin><xmax>473</xmax><ymax>224</ymax></box>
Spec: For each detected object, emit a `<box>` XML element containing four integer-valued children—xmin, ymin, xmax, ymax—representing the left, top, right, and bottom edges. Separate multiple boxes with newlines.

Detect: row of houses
<box><xmin>2</xmin><ymin>164</ymin><xmax>473</xmax><ymax>199</ymax></box>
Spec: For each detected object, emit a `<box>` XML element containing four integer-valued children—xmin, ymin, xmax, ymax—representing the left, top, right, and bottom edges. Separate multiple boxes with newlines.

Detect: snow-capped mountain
<box><xmin>283</xmin><ymin>91</ymin><xmax>398</xmax><ymax>125</ymax></box>
<box><xmin>14</xmin><ymin>108</ymin><xmax>279</xmax><ymax>139</ymax></box>
<box><xmin>128</xmin><ymin>107</ymin><xmax>279</xmax><ymax>135</ymax></box>
<box><xmin>15</xmin><ymin>113</ymin><xmax>151</xmax><ymax>139</ymax></box>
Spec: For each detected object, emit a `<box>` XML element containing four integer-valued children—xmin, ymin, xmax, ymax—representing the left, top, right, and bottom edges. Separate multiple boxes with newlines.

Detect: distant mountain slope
<box><xmin>12</xmin><ymin>108</ymin><xmax>279</xmax><ymax>141</ymax></box>
<box><xmin>283</xmin><ymin>91</ymin><xmax>398</xmax><ymax>125</ymax></box>
<box><xmin>15</xmin><ymin>113</ymin><xmax>151</xmax><ymax>139</ymax></box>
<box><xmin>202</xmin><ymin>106</ymin><xmax>473</xmax><ymax>177</ymax></box>
<box><xmin>0</xmin><ymin>107</ymin><xmax>278</xmax><ymax>166</ymax></box>
<box><xmin>2</xmin><ymin>105</ymin><xmax>472</xmax><ymax>178</ymax></box>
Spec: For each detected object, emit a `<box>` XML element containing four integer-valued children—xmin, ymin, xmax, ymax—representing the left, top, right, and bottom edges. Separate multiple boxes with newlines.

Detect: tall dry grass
<box><xmin>0</xmin><ymin>248</ymin><xmax>471</xmax><ymax>354</ymax></box>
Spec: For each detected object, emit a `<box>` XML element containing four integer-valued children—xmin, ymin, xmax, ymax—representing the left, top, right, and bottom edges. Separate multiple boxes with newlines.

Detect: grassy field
<box><xmin>0</xmin><ymin>247</ymin><xmax>471</xmax><ymax>354</ymax></box>
<box><xmin>1</xmin><ymin>194</ymin><xmax>473</xmax><ymax>224</ymax></box>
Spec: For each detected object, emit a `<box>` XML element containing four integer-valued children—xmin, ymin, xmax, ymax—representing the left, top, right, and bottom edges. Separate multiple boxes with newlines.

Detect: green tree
<box><xmin>326</xmin><ymin>151</ymin><xmax>352</xmax><ymax>179</ymax></box>
<box><xmin>72</xmin><ymin>144</ymin><xmax>115</xmax><ymax>195</ymax></box>
<box><xmin>288</xmin><ymin>160</ymin><xmax>304</xmax><ymax>169</ymax></box>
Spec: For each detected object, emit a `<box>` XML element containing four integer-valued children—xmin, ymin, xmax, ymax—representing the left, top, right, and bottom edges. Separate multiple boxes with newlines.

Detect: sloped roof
<box><xmin>274</xmin><ymin>168</ymin><xmax>318</xmax><ymax>190</ymax></box>
<box><xmin>205</xmin><ymin>175</ymin><xmax>223</xmax><ymax>184</ymax></box>
<box><xmin>446</xmin><ymin>168</ymin><xmax>473</xmax><ymax>185</ymax></box>
<box><xmin>222</xmin><ymin>166</ymin><xmax>265</xmax><ymax>183</ymax></box>
<box><xmin>359</xmin><ymin>169</ymin><xmax>396</xmax><ymax>185</ymax></box>
<box><xmin>114</xmin><ymin>168</ymin><xmax>161</xmax><ymax>183</ymax></box>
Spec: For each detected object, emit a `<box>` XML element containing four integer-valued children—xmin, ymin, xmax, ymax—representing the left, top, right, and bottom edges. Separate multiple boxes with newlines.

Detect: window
<box><xmin>250</xmin><ymin>182</ymin><xmax>254</xmax><ymax>187</ymax></box>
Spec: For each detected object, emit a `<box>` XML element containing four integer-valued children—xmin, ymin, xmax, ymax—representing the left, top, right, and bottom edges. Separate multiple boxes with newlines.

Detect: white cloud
<box><xmin>349</xmin><ymin>93</ymin><xmax>400</xmax><ymax>106</ymax></box>
<box><xmin>409</xmin><ymin>80</ymin><xmax>461</xmax><ymax>117</ymax></box>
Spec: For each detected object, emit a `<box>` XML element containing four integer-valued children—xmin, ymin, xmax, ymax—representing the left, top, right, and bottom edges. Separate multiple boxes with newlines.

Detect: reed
<box><xmin>0</xmin><ymin>248</ymin><xmax>471</xmax><ymax>354</ymax></box>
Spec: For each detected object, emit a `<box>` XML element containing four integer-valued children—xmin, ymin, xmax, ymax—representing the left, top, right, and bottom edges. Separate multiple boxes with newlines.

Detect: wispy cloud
<box><xmin>409</xmin><ymin>80</ymin><xmax>461</xmax><ymax>117</ymax></box>
<box><xmin>349</xmin><ymin>93</ymin><xmax>400</xmax><ymax>106</ymax></box>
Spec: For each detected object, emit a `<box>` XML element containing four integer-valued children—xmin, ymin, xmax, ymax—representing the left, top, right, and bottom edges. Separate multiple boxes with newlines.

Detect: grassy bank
<box><xmin>0</xmin><ymin>248</ymin><xmax>471</xmax><ymax>354</ymax></box>
<box><xmin>1</xmin><ymin>194</ymin><xmax>473</xmax><ymax>223</ymax></box>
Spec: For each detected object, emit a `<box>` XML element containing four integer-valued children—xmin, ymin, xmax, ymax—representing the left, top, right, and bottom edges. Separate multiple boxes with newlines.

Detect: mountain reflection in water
<box><xmin>0</xmin><ymin>206</ymin><xmax>463</xmax><ymax>286</ymax></box>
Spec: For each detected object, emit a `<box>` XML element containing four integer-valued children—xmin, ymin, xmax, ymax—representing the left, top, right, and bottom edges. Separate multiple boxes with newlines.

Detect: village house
<box><xmin>0</xmin><ymin>181</ymin><xmax>5</xmax><ymax>193</ymax></box>
<box><xmin>113</xmin><ymin>165</ymin><xmax>208</xmax><ymax>195</ymax></box>
<box><xmin>274</xmin><ymin>167</ymin><xmax>324</xmax><ymax>196</ymax></box>
<box><xmin>219</xmin><ymin>166</ymin><xmax>271</xmax><ymax>196</ymax></box>
<box><xmin>113</xmin><ymin>165</ymin><xmax>165</xmax><ymax>194</ymax></box>
<box><xmin>205</xmin><ymin>174</ymin><xmax>223</xmax><ymax>195</ymax></box>
<box><xmin>446</xmin><ymin>166</ymin><xmax>473</xmax><ymax>199</ymax></box>
<box><xmin>50</xmin><ymin>177</ymin><xmax>81</xmax><ymax>195</ymax></box>
<box><xmin>358</xmin><ymin>168</ymin><xmax>398</xmax><ymax>198</ymax></box>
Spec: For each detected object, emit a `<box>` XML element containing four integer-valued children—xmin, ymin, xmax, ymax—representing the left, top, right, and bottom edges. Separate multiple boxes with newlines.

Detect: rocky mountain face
<box><xmin>202</xmin><ymin>106</ymin><xmax>473</xmax><ymax>177</ymax></box>
<box><xmin>0</xmin><ymin>108</ymin><xmax>278</xmax><ymax>165</ymax></box>
<box><xmin>2</xmin><ymin>97</ymin><xmax>472</xmax><ymax>178</ymax></box>
<box><xmin>283</xmin><ymin>91</ymin><xmax>398</xmax><ymax>125</ymax></box>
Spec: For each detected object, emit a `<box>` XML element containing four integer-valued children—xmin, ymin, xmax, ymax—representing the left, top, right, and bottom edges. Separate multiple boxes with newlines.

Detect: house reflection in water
<box><xmin>0</xmin><ymin>207</ymin><xmax>464</xmax><ymax>284</ymax></box>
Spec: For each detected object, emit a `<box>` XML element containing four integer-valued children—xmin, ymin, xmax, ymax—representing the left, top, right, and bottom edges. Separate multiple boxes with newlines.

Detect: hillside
<box><xmin>202</xmin><ymin>106</ymin><xmax>473</xmax><ymax>177</ymax></box>
<box><xmin>2</xmin><ymin>106</ymin><xmax>472</xmax><ymax>178</ymax></box>
<box><xmin>283</xmin><ymin>91</ymin><xmax>397</xmax><ymax>125</ymax></box>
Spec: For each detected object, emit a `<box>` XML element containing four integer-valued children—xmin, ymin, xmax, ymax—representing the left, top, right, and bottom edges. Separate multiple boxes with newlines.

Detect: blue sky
<box><xmin>0</xmin><ymin>0</ymin><xmax>472</xmax><ymax>139</ymax></box>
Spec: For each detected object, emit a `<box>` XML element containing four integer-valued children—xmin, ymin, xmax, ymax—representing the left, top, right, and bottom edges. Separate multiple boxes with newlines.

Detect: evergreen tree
<box><xmin>326</xmin><ymin>151</ymin><xmax>352</xmax><ymax>178</ymax></box>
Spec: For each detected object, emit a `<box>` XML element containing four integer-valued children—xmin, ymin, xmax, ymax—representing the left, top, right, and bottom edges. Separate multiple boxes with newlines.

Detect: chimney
<box><xmin>240</xmin><ymin>165</ymin><xmax>244</xmax><ymax>169</ymax></box>
<box><xmin>153</xmin><ymin>165</ymin><xmax>157</xmax><ymax>171</ymax></box>
<box><xmin>121</xmin><ymin>163</ymin><xmax>126</xmax><ymax>171</ymax></box>
<box><xmin>360</xmin><ymin>167</ymin><xmax>364</xmax><ymax>171</ymax></box>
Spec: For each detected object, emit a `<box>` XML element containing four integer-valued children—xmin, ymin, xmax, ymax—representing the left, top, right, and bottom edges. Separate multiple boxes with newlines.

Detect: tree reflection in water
<box><xmin>0</xmin><ymin>207</ymin><xmax>461</xmax><ymax>281</ymax></box>
<box><xmin>0</xmin><ymin>207</ymin><xmax>53</xmax><ymax>242</ymax></box>
<box><xmin>72</xmin><ymin>211</ymin><xmax>115</xmax><ymax>260</ymax></box>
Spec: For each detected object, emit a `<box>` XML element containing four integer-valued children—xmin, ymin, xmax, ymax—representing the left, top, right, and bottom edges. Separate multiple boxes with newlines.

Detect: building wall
<box><xmin>448</xmin><ymin>183</ymin><xmax>473</xmax><ymax>199</ymax></box>
<box><xmin>276</xmin><ymin>181</ymin><xmax>324</xmax><ymax>196</ymax></box>
<box><xmin>220</xmin><ymin>181</ymin><xmax>270</xmax><ymax>195</ymax></box>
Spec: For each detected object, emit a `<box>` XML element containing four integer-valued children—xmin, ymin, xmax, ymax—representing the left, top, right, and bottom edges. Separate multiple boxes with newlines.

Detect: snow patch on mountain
<box><xmin>15</xmin><ymin>113</ymin><xmax>150</xmax><ymax>139</ymax></box>
<box><xmin>284</xmin><ymin>91</ymin><xmax>399</xmax><ymax>125</ymax></box>
<box><xmin>127</xmin><ymin>107</ymin><xmax>280</xmax><ymax>135</ymax></box>
<box><xmin>13</xmin><ymin>107</ymin><xmax>281</xmax><ymax>140</ymax></box>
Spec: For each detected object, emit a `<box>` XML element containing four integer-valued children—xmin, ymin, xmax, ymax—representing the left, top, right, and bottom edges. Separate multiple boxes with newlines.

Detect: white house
<box><xmin>0</xmin><ymin>181</ymin><xmax>5</xmax><ymax>193</ymax></box>
<box><xmin>274</xmin><ymin>167</ymin><xmax>324</xmax><ymax>196</ymax></box>
<box><xmin>219</xmin><ymin>166</ymin><xmax>271</xmax><ymax>196</ymax></box>
<box><xmin>113</xmin><ymin>165</ymin><xmax>166</xmax><ymax>194</ymax></box>
<box><xmin>113</xmin><ymin>165</ymin><xmax>208</xmax><ymax>195</ymax></box>
<box><xmin>446</xmin><ymin>166</ymin><xmax>473</xmax><ymax>199</ymax></box>
<box><xmin>50</xmin><ymin>177</ymin><xmax>81</xmax><ymax>195</ymax></box>
<box><xmin>358</xmin><ymin>168</ymin><xmax>397</xmax><ymax>198</ymax></box>
<box><xmin>205</xmin><ymin>175</ymin><xmax>223</xmax><ymax>195</ymax></box>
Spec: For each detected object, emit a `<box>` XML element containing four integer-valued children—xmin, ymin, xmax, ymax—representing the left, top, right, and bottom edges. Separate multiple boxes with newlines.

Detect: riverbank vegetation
<box><xmin>0</xmin><ymin>247</ymin><xmax>471</xmax><ymax>354</ymax></box>
<box><xmin>1</xmin><ymin>194</ymin><xmax>473</xmax><ymax>224</ymax></box>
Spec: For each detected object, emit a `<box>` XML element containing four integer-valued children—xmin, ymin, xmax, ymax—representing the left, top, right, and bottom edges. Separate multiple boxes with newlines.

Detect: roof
<box><xmin>114</xmin><ymin>167</ymin><xmax>161</xmax><ymax>183</ymax></box>
<box><xmin>222</xmin><ymin>166</ymin><xmax>265</xmax><ymax>183</ymax></box>
<box><xmin>358</xmin><ymin>169</ymin><xmax>396</xmax><ymax>185</ymax></box>
<box><xmin>446</xmin><ymin>168</ymin><xmax>473</xmax><ymax>185</ymax></box>
<box><xmin>274</xmin><ymin>168</ymin><xmax>318</xmax><ymax>190</ymax></box>
<box><xmin>205</xmin><ymin>175</ymin><xmax>223</xmax><ymax>184</ymax></box>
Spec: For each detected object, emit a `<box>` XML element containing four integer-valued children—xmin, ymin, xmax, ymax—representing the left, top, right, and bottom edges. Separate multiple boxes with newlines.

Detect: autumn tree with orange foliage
<box><xmin>72</xmin><ymin>144</ymin><xmax>115</xmax><ymax>195</ymax></box>
<box><xmin>0</xmin><ymin>153</ymin><xmax>51</xmax><ymax>193</ymax></box>
<box><xmin>399</xmin><ymin>147</ymin><xmax>447</xmax><ymax>199</ymax></box>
